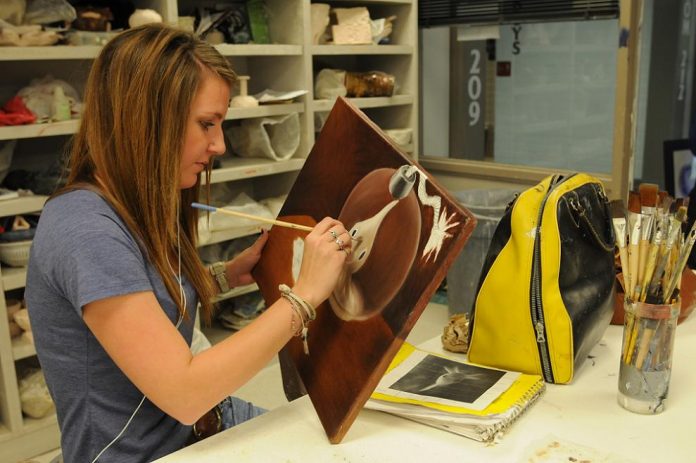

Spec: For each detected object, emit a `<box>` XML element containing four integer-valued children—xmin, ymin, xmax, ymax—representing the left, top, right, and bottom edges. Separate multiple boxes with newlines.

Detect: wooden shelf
<box><xmin>214</xmin><ymin>283</ymin><xmax>259</xmax><ymax>303</ymax></box>
<box><xmin>0</xmin><ymin>120</ymin><xmax>79</xmax><ymax>141</ymax></box>
<box><xmin>0</xmin><ymin>105</ymin><xmax>303</xmax><ymax>142</ymax></box>
<box><xmin>0</xmin><ymin>196</ymin><xmax>47</xmax><ymax>217</ymax></box>
<box><xmin>225</xmin><ymin>103</ymin><xmax>304</xmax><ymax>120</ymax></box>
<box><xmin>22</xmin><ymin>414</ymin><xmax>58</xmax><ymax>432</ymax></box>
<box><xmin>11</xmin><ymin>336</ymin><xmax>35</xmax><ymax>361</ymax></box>
<box><xmin>0</xmin><ymin>43</ymin><xmax>305</xmax><ymax>60</ymax></box>
<box><xmin>215</xmin><ymin>44</ymin><xmax>302</xmax><ymax>56</ymax></box>
<box><xmin>312</xmin><ymin>94</ymin><xmax>414</xmax><ymax>112</ymax></box>
<box><xmin>0</xmin><ymin>46</ymin><xmax>101</xmax><ymax>61</ymax></box>
<box><xmin>1</xmin><ymin>266</ymin><xmax>27</xmax><ymax>291</ymax></box>
<box><xmin>0</xmin><ymin>413</ymin><xmax>60</xmax><ymax>461</ymax></box>
<box><xmin>328</xmin><ymin>0</ymin><xmax>412</xmax><ymax>3</ymax></box>
<box><xmin>199</xmin><ymin>225</ymin><xmax>262</xmax><ymax>247</ymax></box>
<box><xmin>206</xmin><ymin>158</ymin><xmax>304</xmax><ymax>184</ymax></box>
<box><xmin>311</xmin><ymin>45</ymin><xmax>413</xmax><ymax>55</ymax></box>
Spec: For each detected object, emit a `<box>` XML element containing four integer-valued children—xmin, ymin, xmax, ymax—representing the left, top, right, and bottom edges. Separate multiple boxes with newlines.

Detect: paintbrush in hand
<box><xmin>191</xmin><ymin>202</ymin><xmax>313</xmax><ymax>232</ymax></box>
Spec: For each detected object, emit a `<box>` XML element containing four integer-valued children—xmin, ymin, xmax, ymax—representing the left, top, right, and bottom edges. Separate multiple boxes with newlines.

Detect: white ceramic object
<box><xmin>230</xmin><ymin>76</ymin><xmax>259</xmax><ymax>108</ymax></box>
<box><xmin>204</xmin><ymin>29</ymin><xmax>225</xmax><ymax>45</ymax></box>
<box><xmin>0</xmin><ymin>240</ymin><xmax>31</xmax><ymax>267</ymax></box>
<box><xmin>19</xmin><ymin>369</ymin><xmax>54</xmax><ymax>419</ymax></box>
<box><xmin>384</xmin><ymin>128</ymin><xmax>413</xmax><ymax>146</ymax></box>
<box><xmin>128</xmin><ymin>9</ymin><xmax>162</xmax><ymax>28</ymax></box>
<box><xmin>332</xmin><ymin>7</ymin><xmax>372</xmax><ymax>45</ymax></box>
<box><xmin>310</xmin><ymin>3</ymin><xmax>330</xmax><ymax>45</ymax></box>
<box><xmin>178</xmin><ymin>16</ymin><xmax>195</xmax><ymax>34</ymax></box>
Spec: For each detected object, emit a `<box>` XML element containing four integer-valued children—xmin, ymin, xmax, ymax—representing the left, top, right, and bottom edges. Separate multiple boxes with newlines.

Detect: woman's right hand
<box><xmin>292</xmin><ymin>217</ymin><xmax>352</xmax><ymax>307</ymax></box>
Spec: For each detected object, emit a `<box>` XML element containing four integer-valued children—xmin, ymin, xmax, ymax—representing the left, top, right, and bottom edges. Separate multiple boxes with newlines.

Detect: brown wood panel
<box><xmin>252</xmin><ymin>97</ymin><xmax>476</xmax><ymax>443</ymax></box>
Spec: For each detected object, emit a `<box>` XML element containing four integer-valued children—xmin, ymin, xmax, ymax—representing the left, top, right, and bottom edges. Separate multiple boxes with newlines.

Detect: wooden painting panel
<box><xmin>252</xmin><ymin>97</ymin><xmax>476</xmax><ymax>443</ymax></box>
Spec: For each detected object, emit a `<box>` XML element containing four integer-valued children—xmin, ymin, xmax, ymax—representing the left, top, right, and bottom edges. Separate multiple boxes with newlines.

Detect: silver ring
<box><xmin>335</xmin><ymin>238</ymin><xmax>344</xmax><ymax>251</ymax></box>
<box><xmin>329</xmin><ymin>229</ymin><xmax>338</xmax><ymax>239</ymax></box>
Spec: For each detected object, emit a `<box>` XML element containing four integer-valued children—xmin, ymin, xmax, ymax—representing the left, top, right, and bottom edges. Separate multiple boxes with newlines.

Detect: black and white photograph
<box><xmin>377</xmin><ymin>351</ymin><xmax>520</xmax><ymax>411</ymax></box>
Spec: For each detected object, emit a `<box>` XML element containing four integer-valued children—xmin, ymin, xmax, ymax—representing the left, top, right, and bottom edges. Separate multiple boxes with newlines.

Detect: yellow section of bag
<box><xmin>468</xmin><ymin>176</ymin><xmax>551</xmax><ymax>377</ymax></box>
<box><xmin>468</xmin><ymin>173</ymin><xmax>600</xmax><ymax>384</ymax></box>
<box><xmin>539</xmin><ymin>173</ymin><xmax>601</xmax><ymax>383</ymax></box>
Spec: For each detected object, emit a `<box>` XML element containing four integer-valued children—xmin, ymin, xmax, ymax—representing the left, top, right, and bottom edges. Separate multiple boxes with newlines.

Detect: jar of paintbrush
<box><xmin>612</xmin><ymin>184</ymin><xmax>695</xmax><ymax>414</ymax></box>
<box><xmin>618</xmin><ymin>297</ymin><xmax>679</xmax><ymax>414</ymax></box>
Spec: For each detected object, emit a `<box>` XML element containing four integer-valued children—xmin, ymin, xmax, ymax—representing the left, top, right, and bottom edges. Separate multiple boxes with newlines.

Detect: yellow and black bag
<box><xmin>467</xmin><ymin>173</ymin><xmax>615</xmax><ymax>384</ymax></box>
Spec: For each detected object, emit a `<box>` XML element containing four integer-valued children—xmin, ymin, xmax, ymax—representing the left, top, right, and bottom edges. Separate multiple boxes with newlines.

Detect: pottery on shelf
<box><xmin>230</xmin><ymin>76</ymin><xmax>259</xmax><ymax>108</ymax></box>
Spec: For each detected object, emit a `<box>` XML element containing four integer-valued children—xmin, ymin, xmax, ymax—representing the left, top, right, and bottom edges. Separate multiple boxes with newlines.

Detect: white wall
<box><xmin>420</xmin><ymin>14</ymin><xmax>653</xmax><ymax>183</ymax></box>
<box><xmin>494</xmin><ymin>20</ymin><xmax>618</xmax><ymax>173</ymax></box>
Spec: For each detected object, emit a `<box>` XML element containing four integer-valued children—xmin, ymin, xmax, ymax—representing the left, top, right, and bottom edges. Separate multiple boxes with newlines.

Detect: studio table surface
<box><xmin>155</xmin><ymin>318</ymin><xmax>696</xmax><ymax>463</ymax></box>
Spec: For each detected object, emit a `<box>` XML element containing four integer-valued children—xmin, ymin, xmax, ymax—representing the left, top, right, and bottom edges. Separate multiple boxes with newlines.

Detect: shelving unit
<box><xmin>0</xmin><ymin>0</ymin><xmax>417</xmax><ymax>460</ymax></box>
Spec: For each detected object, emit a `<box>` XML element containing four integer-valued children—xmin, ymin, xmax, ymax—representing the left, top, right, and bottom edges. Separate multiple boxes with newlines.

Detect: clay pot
<box><xmin>612</xmin><ymin>270</ymin><xmax>696</xmax><ymax>325</ymax></box>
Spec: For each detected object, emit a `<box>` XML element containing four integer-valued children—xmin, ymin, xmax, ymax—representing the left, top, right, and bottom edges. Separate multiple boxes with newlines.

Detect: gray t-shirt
<box><xmin>26</xmin><ymin>190</ymin><xmax>197</xmax><ymax>462</ymax></box>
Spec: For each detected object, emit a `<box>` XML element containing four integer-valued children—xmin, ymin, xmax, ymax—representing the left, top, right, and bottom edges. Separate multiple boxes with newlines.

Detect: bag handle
<box><xmin>564</xmin><ymin>190</ymin><xmax>615</xmax><ymax>253</ymax></box>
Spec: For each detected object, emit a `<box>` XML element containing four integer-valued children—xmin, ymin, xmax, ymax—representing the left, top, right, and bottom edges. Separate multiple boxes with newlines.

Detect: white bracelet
<box><xmin>279</xmin><ymin>284</ymin><xmax>315</xmax><ymax>355</ymax></box>
<box><xmin>278</xmin><ymin>284</ymin><xmax>316</xmax><ymax>321</ymax></box>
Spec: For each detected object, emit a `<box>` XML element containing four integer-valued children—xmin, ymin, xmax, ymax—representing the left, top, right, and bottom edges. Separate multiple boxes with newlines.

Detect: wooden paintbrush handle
<box><xmin>640</xmin><ymin>244</ymin><xmax>660</xmax><ymax>302</ymax></box>
<box><xmin>192</xmin><ymin>203</ymin><xmax>313</xmax><ymax>232</ymax></box>
<box><xmin>634</xmin><ymin>323</ymin><xmax>655</xmax><ymax>367</ymax></box>
<box><xmin>627</xmin><ymin>243</ymin><xmax>639</xmax><ymax>301</ymax></box>
<box><xmin>618</xmin><ymin>247</ymin><xmax>629</xmax><ymax>292</ymax></box>
<box><xmin>635</xmin><ymin>240</ymin><xmax>650</xmax><ymax>299</ymax></box>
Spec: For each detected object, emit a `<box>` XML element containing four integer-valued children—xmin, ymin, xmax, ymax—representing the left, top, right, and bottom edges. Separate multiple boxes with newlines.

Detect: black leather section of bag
<box><xmin>557</xmin><ymin>183</ymin><xmax>615</xmax><ymax>373</ymax></box>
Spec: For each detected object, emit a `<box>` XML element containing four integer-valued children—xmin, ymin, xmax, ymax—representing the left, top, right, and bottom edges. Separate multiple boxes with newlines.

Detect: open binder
<box><xmin>366</xmin><ymin>343</ymin><xmax>546</xmax><ymax>442</ymax></box>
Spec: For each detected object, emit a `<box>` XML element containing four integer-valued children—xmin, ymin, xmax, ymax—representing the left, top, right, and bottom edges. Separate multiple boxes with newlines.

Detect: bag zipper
<box><xmin>530</xmin><ymin>173</ymin><xmax>575</xmax><ymax>382</ymax></box>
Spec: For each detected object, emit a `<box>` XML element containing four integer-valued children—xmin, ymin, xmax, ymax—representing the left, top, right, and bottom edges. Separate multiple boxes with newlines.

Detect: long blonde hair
<box><xmin>59</xmin><ymin>24</ymin><xmax>236</xmax><ymax>323</ymax></box>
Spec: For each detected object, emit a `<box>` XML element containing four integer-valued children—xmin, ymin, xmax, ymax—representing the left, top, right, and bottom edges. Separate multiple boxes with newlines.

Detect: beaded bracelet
<box><xmin>279</xmin><ymin>284</ymin><xmax>316</xmax><ymax>355</ymax></box>
<box><xmin>280</xmin><ymin>293</ymin><xmax>308</xmax><ymax>354</ymax></box>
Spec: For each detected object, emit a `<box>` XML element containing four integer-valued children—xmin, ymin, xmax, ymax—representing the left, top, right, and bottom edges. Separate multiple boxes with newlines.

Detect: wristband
<box><xmin>209</xmin><ymin>261</ymin><xmax>230</xmax><ymax>293</ymax></box>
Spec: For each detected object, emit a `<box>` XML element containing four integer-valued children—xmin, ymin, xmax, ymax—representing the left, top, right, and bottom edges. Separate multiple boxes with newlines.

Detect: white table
<box><xmin>156</xmin><ymin>317</ymin><xmax>696</xmax><ymax>463</ymax></box>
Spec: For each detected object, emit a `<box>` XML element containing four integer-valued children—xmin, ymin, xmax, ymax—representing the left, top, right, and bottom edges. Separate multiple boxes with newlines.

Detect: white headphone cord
<box><xmin>90</xmin><ymin>394</ymin><xmax>146</xmax><ymax>463</ymax></box>
<box><xmin>92</xmin><ymin>221</ymin><xmax>185</xmax><ymax>462</ymax></box>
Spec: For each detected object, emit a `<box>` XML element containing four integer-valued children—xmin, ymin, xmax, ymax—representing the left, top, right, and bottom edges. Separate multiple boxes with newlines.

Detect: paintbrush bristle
<box><xmin>610</xmin><ymin>199</ymin><xmax>626</xmax><ymax>219</ymax></box>
<box><xmin>638</xmin><ymin>183</ymin><xmax>659</xmax><ymax>208</ymax></box>
<box><xmin>660</xmin><ymin>194</ymin><xmax>674</xmax><ymax>213</ymax></box>
<box><xmin>658</xmin><ymin>190</ymin><xmax>668</xmax><ymax>205</ymax></box>
<box><xmin>628</xmin><ymin>191</ymin><xmax>641</xmax><ymax>214</ymax></box>
<box><xmin>676</xmin><ymin>205</ymin><xmax>688</xmax><ymax>223</ymax></box>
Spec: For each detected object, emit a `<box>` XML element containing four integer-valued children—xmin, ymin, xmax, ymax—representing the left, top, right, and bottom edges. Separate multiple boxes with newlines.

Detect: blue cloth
<box><xmin>26</xmin><ymin>190</ymin><xmax>197</xmax><ymax>462</ymax></box>
<box><xmin>219</xmin><ymin>396</ymin><xmax>266</xmax><ymax>429</ymax></box>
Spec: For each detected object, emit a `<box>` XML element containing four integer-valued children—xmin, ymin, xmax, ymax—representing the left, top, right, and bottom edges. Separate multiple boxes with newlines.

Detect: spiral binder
<box><xmin>366</xmin><ymin>343</ymin><xmax>546</xmax><ymax>442</ymax></box>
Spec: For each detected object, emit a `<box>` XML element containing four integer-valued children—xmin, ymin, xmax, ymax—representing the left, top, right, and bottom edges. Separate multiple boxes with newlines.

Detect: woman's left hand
<box><xmin>225</xmin><ymin>230</ymin><xmax>269</xmax><ymax>287</ymax></box>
